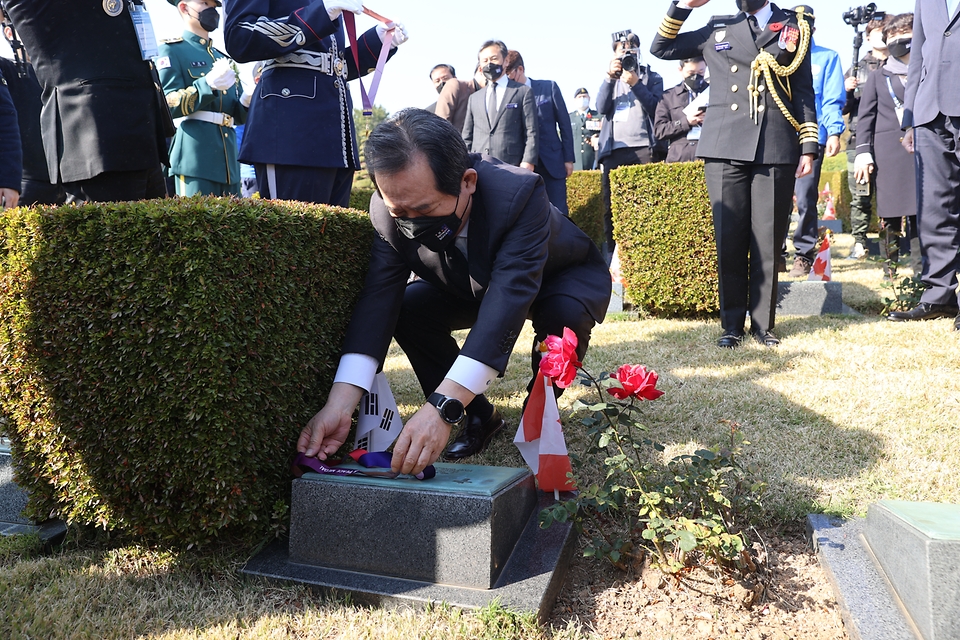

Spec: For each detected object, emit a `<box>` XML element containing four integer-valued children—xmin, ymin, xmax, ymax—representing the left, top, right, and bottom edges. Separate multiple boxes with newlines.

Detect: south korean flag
<box><xmin>354</xmin><ymin>371</ymin><xmax>403</xmax><ymax>452</ymax></box>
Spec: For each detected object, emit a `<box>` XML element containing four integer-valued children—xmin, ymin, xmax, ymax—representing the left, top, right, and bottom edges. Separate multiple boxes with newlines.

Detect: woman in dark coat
<box><xmin>854</xmin><ymin>13</ymin><xmax>918</xmax><ymax>273</ymax></box>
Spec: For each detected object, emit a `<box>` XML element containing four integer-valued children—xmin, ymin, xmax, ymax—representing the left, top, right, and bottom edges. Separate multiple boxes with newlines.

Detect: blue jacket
<box><xmin>0</xmin><ymin>69</ymin><xmax>23</xmax><ymax>193</ymax></box>
<box><xmin>529</xmin><ymin>79</ymin><xmax>575</xmax><ymax>179</ymax></box>
<box><xmin>810</xmin><ymin>41</ymin><xmax>846</xmax><ymax>145</ymax></box>
<box><xmin>224</xmin><ymin>0</ymin><xmax>394</xmax><ymax>170</ymax></box>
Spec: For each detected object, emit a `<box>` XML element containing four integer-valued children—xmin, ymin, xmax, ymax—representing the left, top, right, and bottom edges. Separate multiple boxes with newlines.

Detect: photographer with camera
<box><xmin>597</xmin><ymin>30</ymin><xmax>664</xmax><ymax>258</ymax></box>
<box><xmin>842</xmin><ymin>6</ymin><xmax>891</xmax><ymax>259</ymax></box>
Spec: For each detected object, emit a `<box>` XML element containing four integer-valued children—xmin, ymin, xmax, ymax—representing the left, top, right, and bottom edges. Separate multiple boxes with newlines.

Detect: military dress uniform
<box><xmin>569</xmin><ymin>108</ymin><xmax>600</xmax><ymax>171</ymax></box>
<box><xmin>157</xmin><ymin>32</ymin><xmax>247</xmax><ymax>196</ymax></box>
<box><xmin>651</xmin><ymin>1</ymin><xmax>819</xmax><ymax>344</ymax></box>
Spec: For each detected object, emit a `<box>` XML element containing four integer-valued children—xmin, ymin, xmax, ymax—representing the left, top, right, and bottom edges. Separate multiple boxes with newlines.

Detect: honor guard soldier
<box><xmin>569</xmin><ymin>87</ymin><xmax>600</xmax><ymax>171</ymax></box>
<box><xmin>158</xmin><ymin>0</ymin><xmax>248</xmax><ymax>197</ymax></box>
<box><xmin>651</xmin><ymin>0</ymin><xmax>819</xmax><ymax>348</ymax></box>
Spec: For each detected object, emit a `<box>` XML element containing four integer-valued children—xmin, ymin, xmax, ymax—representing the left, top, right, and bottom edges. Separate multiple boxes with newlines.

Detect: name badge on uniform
<box><xmin>191</xmin><ymin>61</ymin><xmax>208</xmax><ymax>68</ymax></box>
<box><xmin>128</xmin><ymin>2</ymin><xmax>158</xmax><ymax>60</ymax></box>
<box><xmin>505</xmin><ymin>103</ymin><xmax>519</xmax><ymax>109</ymax></box>
<box><xmin>779</xmin><ymin>25</ymin><xmax>799</xmax><ymax>52</ymax></box>
<box><xmin>715</xmin><ymin>42</ymin><xmax>732</xmax><ymax>51</ymax></box>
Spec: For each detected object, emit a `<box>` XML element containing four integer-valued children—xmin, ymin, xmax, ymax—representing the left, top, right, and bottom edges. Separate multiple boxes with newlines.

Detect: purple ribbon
<box><xmin>292</xmin><ymin>451</ymin><xmax>436</xmax><ymax>481</ymax></box>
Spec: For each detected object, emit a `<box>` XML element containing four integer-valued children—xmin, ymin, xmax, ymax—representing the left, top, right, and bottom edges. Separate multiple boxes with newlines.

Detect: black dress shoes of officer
<box><xmin>886</xmin><ymin>301</ymin><xmax>960</xmax><ymax>322</ymax></box>
<box><xmin>751</xmin><ymin>329</ymin><xmax>780</xmax><ymax>347</ymax></box>
<box><xmin>717</xmin><ymin>329</ymin><xmax>744</xmax><ymax>349</ymax></box>
<box><xmin>442</xmin><ymin>408</ymin><xmax>506</xmax><ymax>460</ymax></box>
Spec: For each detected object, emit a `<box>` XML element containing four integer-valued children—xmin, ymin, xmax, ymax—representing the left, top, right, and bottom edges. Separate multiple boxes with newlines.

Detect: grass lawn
<box><xmin>2</xmin><ymin>250</ymin><xmax>957</xmax><ymax>638</ymax></box>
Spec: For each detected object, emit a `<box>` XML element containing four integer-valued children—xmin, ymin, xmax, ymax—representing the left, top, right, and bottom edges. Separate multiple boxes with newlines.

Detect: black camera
<box><xmin>611</xmin><ymin>29</ymin><xmax>642</xmax><ymax>78</ymax></box>
<box><xmin>842</xmin><ymin>3</ymin><xmax>886</xmax><ymax>27</ymax></box>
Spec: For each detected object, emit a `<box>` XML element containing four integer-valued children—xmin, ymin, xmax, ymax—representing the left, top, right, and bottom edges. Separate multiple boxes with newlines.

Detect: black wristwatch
<box><xmin>427</xmin><ymin>392</ymin><xmax>465</xmax><ymax>425</ymax></box>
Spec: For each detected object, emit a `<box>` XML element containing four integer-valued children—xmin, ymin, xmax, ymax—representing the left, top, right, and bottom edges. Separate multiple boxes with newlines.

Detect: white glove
<box><xmin>326</xmin><ymin>0</ymin><xmax>363</xmax><ymax>21</ymax></box>
<box><xmin>377</xmin><ymin>21</ymin><xmax>409</xmax><ymax>49</ymax></box>
<box><xmin>204</xmin><ymin>58</ymin><xmax>237</xmax><ymax>92</ymax></box>
<box><xmin>240</xmin><ymin>89</ymin><xmax>253</xmax><ymax>108</ymax></box>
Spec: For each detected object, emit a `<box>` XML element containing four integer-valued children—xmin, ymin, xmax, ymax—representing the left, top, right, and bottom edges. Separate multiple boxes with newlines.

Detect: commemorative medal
<box><xmin>103</xmin><ymin>0</ymin><xmax>123</xmax><ymax>16</ymax></box>
<box><xmin>779</xmin><ymin>25</ymin><xmax>799</xmax><ymax>52</ymax></box>
<box><xmin>715</xmin><ymin>30</ymin><xmax>726</xmax><ymax>42</ymax></box>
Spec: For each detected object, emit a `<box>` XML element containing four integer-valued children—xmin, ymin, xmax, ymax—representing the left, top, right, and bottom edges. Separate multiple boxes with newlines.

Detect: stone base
<box><xmin>607</xmin><ymin>281</ymin><xmax>624</xmax><ymax>315</ymax></box>
<box><xmin>819</xmin><ymin>219</ymin><xmax>844</xmax><ymax>234</ymax></box>
<box><xmin>862</xmin><ymin>501</ymin><xmax>960</xmax><ymax>640</ymax></box>
<box><xmin>243</xmin><ymin>491</ymin><xmax>577</xmax><ymax>623</ymax></box>
<box><xmin>777</xmin><ymin>281</ymin><xmax>857</xmax><ymax>316</ymax></box>
<box><xmin>1</xmin><ymin>444</ymin><xmax>67</xmax><ymax>546</ymax></box>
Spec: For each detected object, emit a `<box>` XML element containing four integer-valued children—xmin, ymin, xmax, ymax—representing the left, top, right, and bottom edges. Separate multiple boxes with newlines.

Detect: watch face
<box><xmin>441</xmin><ymin>399</ymin><xmax>464</xmax><ymax>423</ymax></box>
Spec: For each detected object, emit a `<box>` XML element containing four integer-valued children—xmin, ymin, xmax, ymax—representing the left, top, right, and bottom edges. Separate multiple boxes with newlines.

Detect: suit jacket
<box><xmin>902</xmin><ymin>0</ymin><xmax>960</xmax><ymax>128</ymax></box>
<box><xmin>224</xmin><ymin>0</ymin><xmax>394</xmax><ymax>170</ymax></box>
<box><xmin>462</xmin><ymin>79</ymin><xmax>539</xmax><ymax>167</ymax></box>
<box><xmin>435</xmin><ymin>78</ymin><xmax>476</xmax><ymax>133</ymax></box>
<box><xmin>530</xmin><ymin>79</ymin><xmax>575</xmax><ymax>179</ymax></box>
<box><xmin>340</xmin><ymin>155</ymin><xmax>610</xmax><ymax>375</ymax></box>
<box><xmin>0</xmin><ymin>68</ymin><xmax>22</xmax><ymax>192</ymax></box>
<box><xmin>650</xmin><ymin>2</ymin><xmax>819</xmax><ymax>164</ymax></box>
<box><xmin>654</xmin><ymin>81</ymin><xmax>705</xmax><ymax>163</ymax></box>
<box><xmin>856</xmin><ymin>63</ymin><xmax>916</xmax><ymax>218</ymax></box>
<box><xmin>4</xmin><ymin>0</ymin><xmax>169</xmax><ymax>183</ymax></box>
<box><xmin>0</xmin><ymin>58</ymin><xmax>44</xmax><ymax>183</ymax></box>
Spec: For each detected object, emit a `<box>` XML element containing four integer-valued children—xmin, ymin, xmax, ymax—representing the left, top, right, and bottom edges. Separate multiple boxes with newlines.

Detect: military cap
<box><xmin>791</xmin><ymin>5</ymin><xmax>815</xmax><ymax>26</ymax></box>
<box><xmin>573</xmin><ymin>87</ymin><xmax>590</xmax><ymax>97</ymax></box>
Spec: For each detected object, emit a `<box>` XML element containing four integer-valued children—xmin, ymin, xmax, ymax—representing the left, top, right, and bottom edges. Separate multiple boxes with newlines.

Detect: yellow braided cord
<box><xmin>748</xmin><ymin>7</ymin><xmax>812</xmax><ymax>132</ymax></box>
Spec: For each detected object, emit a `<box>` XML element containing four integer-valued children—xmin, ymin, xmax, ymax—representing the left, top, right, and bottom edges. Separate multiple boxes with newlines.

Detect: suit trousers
<box><xmin>64</xmin><ymin>166</ymin><xmax>167</xmax><ymax>204</ymax></box>
<box><xmin>914</xmin><ymin>114</ymin><xmax>960</xmax><ymax>307</ymax></box>
<box><xmin>393</xmin><ymin>280</ymin><xmax>596</xmax><ymax>412</ymax></box>
<box><xmin>535</xmin><ymin>162</ymin><xmax>569</xmax><ymax>215</ymax></box>
<box><xmin>255</xmin><ymin>163</ymin><xmax>353</xmax><ymax>207</ymax></box>
<box><xmin>704</xmin><ymin>160</ymin><xmax>796</xmax><ymax>334</ymax></box>
<box><xmin>790</xmin><ymin>145</ymin><xmax>825</xmax><ymax>258</ymax></box>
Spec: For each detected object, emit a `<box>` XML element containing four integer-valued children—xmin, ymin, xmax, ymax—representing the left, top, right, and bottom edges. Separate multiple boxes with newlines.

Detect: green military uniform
<box><xmin>156</xmin><ymin>32</ymin><xmax>246</xmax><ymax>196</ymax></box>
<box><xmin>569</xmin><ymin>108</ymin><xmax>600</xmax><ymax>171</ymax></box>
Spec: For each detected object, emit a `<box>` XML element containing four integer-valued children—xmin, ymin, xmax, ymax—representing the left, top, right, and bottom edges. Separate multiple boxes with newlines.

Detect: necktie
<box><xmin>748</xmin><ymin>15</ymin><xmax>761</xmax><ymax>40</ymax></box>
<box><xmin>487</xmin><ymin>82</ymin><xmax>498</xmax><ymax>126</ymax></box>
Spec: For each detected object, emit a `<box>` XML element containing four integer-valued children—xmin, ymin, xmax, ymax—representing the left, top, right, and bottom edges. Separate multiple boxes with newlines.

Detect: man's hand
<box><xmin>390</xmin><ymin>405</ymin><xmax>452</xmax><ymax>476</ymax></box>
<box><xmin>297</xmin><ymin>382</ymin><xmax>365</xmax><ymax>459</ymax></box>
<box><xmin>564</xmin><ymin>162</ymin><xmax>574</xmax><ymax>178</ymax></box>
<box><xmin>204</xmin><ymin>59</ymin><xmax>237</xmax><ymax>92</ymax></box>
<box><xmin>795</xmin><ymin>153</ymin><xmax>814</xmax><ymax>179</ymax></box>
<box><xmin>687</xmin><ymin>111</ymin><xmax>705</xmax><ymax>126</ymax></box>
<box><xmin>520</xmin><ymin>161</ymin><xmax>536</xmax><ymax>172</ymax></box>
<box><xmin>902</xmin><ymin>128</ymin><xmax>914</xmax><ymax>153</ymax></box>
<box><xmin>825</xmin><ymin>135</ymin><xmax>841</xmax><ymax>157</ymax></box>
<box><xmin>0</xmin><ymin>188</ymin><xmax>19</xmax><ymax>210</ymax></box>
<box><xmin>326</xmin><ymin>0</ymin><xmax>363</xmax><ymax>21</ymax></box>
<box><xmin>854</xmin><ymin>153</ymin><xmax>875</xmax><ymax>183</ymax></box>
<box><xmin>607</xmin><ymin>58</ymin><xmax>623</xmax><ymax>80</ymax></box>
<box><xmin>377</xmin><ymin>21</ymin><xmax>409</xmax><ymax>48</ymax></box>
<box><xmin>844</xmin><ymin>76</ymin><xmax>858</xmax><ymax>92</ymax></box>
<box><xmin>620</xmin><ymin>69</ymin><xmax>639</xmax><ymax>87</ymax></box>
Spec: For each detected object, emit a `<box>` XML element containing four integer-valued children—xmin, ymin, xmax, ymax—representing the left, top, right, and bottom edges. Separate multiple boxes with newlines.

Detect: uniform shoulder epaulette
<box><xmin>162</xmin><ymin>37</ymin><xmax>183</xmax><ymax>44</ymax></box>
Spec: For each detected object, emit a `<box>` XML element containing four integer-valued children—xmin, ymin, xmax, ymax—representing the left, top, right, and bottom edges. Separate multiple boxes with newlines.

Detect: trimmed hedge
<box><xmin>567</xmin><ymin>170</ymin><xmax>604</xmax><ymax>249</ymax></box>
<box><xmin>611</xmin><ymin>161</ymin><xmax>719</xmax><ymax>316</ymax></box>
<box><xmin>349</xmin><ymin>188</ymin><xmax>375</xmax><ymax>213</ymax></box>
<box><xmin>0</xmin><ymin>197</ymin><xmax>372</xmax><ymax>544</ymax></box>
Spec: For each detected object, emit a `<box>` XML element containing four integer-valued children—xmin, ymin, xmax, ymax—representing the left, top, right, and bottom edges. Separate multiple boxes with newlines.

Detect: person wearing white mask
<box><xmin>569</xmin><ymin>88</ymin><xmax>600</xmax><ymax>171</ymax></box>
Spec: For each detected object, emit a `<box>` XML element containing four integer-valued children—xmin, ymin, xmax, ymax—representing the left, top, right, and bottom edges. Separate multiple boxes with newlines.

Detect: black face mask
<box><xmin>435</xmin><ymin>81</ymin><xmax>447</xmax><ymax>95</ymax></box>
<box><xmin>194</xmin><ymin>6</ymin><xmax>220</xmax><ymax>32</ymax></box>
<box><xmin>736</xmin><ymin>0</ymin><xmax>767</xmax><ymax>13</ymax></box>
<box><xmin>481</xmin><ymin>63</ymin><xmax>503</xmax><ymax>82</ymax></box>
<box><xmin>394</xmin><ymin>194</ymin><xmax>465</xmax><ymax>252</ymax></box>
<box><xmin>887</xmin><ymin>37</ymin><xmax>911</xmax><ymax>59</ymax></box>
<box><xmin>683</xmin><ymin>74</ymin><xmax>704</xmax><ymax>91</ymax></box>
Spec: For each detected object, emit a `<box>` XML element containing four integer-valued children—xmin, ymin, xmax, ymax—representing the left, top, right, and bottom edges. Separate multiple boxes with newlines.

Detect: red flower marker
<box><xmin>607</xmin><ymin>364</ymin><xmax>664</xmax><ymax>401</ymax></box>
<box><xmin>539</xmin><ymin>327</ymin><xmax>581</xmax><ymax>389</ymax></box>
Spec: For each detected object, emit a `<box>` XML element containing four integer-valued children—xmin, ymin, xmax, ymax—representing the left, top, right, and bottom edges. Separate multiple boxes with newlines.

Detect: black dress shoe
<box><xmin>751</xmin><ymin>329</ymin><xmax>780</xmax><ymax>347</ymax></box>
<box><xmin>887</xmin><ymin>302</ymin><xmax>960</xmax><ymax>322</ymax></box>
<box><xmin>717</xmin><ymin>330</ymin><xmax>744</xmax><ymax>349</ymax></box>
<box><xmin>442</xmin><ymin>408</ymin><xmax>506</xmax><ymax>460</ymax></box>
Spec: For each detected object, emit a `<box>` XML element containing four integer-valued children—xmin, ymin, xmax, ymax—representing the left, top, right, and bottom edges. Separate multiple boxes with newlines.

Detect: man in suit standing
<box><xmin>651</xmin><ymin>0</ymin><xmax>819</xmax><ymax>348</ymax></box>
<box><xmin>433</xmin><ymin>64</ymin><xmax>480</xmax><ymax>133</ymax></box>
<box><xmin>461</xmin><ymin>40</ymin><xmax>539</xmax><ymax>170</ymax></box>
<box><xmin>298</xmin><ymin>109</ymin><xmax>610</xmax><ymax>475</ymax></box>
<box><xmin>654</xmin><ymin>56</ymin><xmax>709</xmax><ymax>163</ymax></box>
<box><xmin>504</xmin><ymin>50</ymin><xmax>576</xmax><ymax>214</ymax></box>
<box><xmin>888</xmin><ymin>0</ymin><xmax>960</xmax><ymax>327</ymax></box>
<box><xmin>4</xmin><ymin>0</ymin><xmax>171</xmax><ymax>203</ymax></box>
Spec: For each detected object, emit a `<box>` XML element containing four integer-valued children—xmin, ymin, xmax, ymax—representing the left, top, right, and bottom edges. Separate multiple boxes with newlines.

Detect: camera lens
<box><xmin>621</xmin><ymin>54</ymin><xmax>638</xmax><ymax>73</ymax></box>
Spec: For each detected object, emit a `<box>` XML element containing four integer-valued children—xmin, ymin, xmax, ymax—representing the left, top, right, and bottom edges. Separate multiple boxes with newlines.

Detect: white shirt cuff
<box><xmin>446</xmin><ymin>356</ymin><xmax>498</xmax><ymax>395</ymax></box>
<box><xmin>333</xmin><ymin>353</ymin><xmax>379</xmax><ymax>393</ymax></box>
<box><xmin>854</xmin><ymin>152</ymin><xmax>874</xmax><ymax>169</ymax></box>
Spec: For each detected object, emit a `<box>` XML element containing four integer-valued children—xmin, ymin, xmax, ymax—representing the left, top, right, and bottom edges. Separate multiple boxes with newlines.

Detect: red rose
<box><xmin>539</xmin><ymin>327</ymin><xmax>581</xmax><ymax>388</ymax></box>
<box><xmin>607</xmin><ymin>364</ymin><xmax>664</xmax><ymax>401</ymax></box>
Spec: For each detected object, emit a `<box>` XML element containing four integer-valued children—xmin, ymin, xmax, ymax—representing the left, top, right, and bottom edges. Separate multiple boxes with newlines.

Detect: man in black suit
<box><xmin>4</xmin><ymin>0</ymin><xmax>170</xmax><ymax>203</ymax></box>
<box><xmin>298</xmin><ymin>109</ymin><xmax>610</xmax><ymax>476</ymax></box>
<box><xmin>651</xmin><ymin>0</ymin><xmax>819</xmax><ymax>347</ymax></box>
<box><xmin>654</xmin><ymin>56</ymin><xmax>709</xmax><ymax>163</ymax></box>
<box><xmin>888</xmin><ymin>0</ymin><xmax>960</xmax><ymax>328</ymax></box>
<box><xmin>461</xmin><ymin>40</ymin><xmax>539</xmax><ymax>170</ymax></box>
<box><xmin>504</xmin><ymin>50</ymin><xmax>575</xmax><ymax>214</ymax></box>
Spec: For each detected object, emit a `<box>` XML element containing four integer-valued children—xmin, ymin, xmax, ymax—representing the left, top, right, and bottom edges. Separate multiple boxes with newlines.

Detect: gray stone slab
<box><xmin>863</xmin><ymin>501</ymin><xmax>960</xmax><ymax>640</ymax></box>
<box><xmin>820</xmin><ymin>219</ymin><xmax>844</xmax><ymax>234</ymax></box>
<box><xmin>1</xmin><ymin>450</ymin><xmax>68</xmax><ymax>547</ymax></box>
<box><xmin>807</xmin><ymin>514</ymin><xmax>916</xmax><ymax>640</ymax></box>
<box><xmin>244</xmin><ymin>491</ymin><xmax>577</xmax><ymax>623</ymax></box>
<box><xmin>607</xmin><ymin>281</ymin><xmax>624</xmax><ymax>315</ymax></box>
<box><xmin>777</xmin><ymin>281</ymin><xmax>856</xmax><ymax>316</ymax></box>
<box><xmin>289</xmin><ymin>463</ymin><xmax>537</xmax><ymax>589</ymax></box>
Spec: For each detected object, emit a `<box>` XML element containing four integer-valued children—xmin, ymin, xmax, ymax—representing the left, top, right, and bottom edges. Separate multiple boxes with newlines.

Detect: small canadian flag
<box><xmin>808</xmin><ymin>232</ymin><xmax>832</xmax><ymax>281</ymax></box>
<box><xmin>513</xmin><ymin>371</ymin><xmax>576</xmax><ymax>494</ymax></box>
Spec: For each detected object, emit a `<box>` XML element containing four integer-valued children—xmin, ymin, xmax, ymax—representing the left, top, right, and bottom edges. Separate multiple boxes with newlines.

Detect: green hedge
<box><xmin>349</xmin><ymin>188</ymin><xmax>375</xmax><ymax>213</ymax></box>
<box><xmin>611</xmin><ymin>161</ymin><xmax>719</xmax><ymax>316</ymax></box>
<box><xmin>567</xmin><ymin>170</ymin><xmax>604</xmax><ymax>249</ymax></box>
<box><xmin>0</xmin><ymin>197</ymin><xmax>372</xmax><ymax>544</ymax></box>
